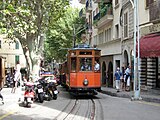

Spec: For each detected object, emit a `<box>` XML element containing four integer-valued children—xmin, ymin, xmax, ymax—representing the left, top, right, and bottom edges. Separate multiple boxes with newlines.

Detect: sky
<box><xmin>70</xmin><ymin>0</ymin><xmax>83</xmax><ymax>8</ymax></box>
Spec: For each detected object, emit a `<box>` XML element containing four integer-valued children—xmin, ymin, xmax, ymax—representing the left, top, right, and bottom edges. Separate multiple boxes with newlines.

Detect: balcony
<box><xmin>149</xmin><ymin>0</ymin><xmax>160</xmax><ymax>23</ymax></box>
<box><xmin>79</xmin><ymin>8</ymin><xmax>86</xmax><ymax>18</ymax></box>
<box><xmin>86</xmin><ymin>0</ymin><xmax>92</xmax><ymax>12</ymax></box>
<box><xmin>93</xmin><ymin>12</ymin><xmax>100</xmax><ymax>28</ymax></box>
<box><xmin>93</xmin><ymin>4</ymin><xmax>113</xmax><ymax>29</ymax></box>
<box><xmin>78</xmin><ymin>0</ymin><xmax>85</xmax><ymax>4</ymax></box>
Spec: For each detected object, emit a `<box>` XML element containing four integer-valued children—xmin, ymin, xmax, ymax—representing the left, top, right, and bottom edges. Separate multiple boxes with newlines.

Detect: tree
<box><xmin>45</xmin><ymin>7</ymin><xmax>86</xmax><ymax>63</ymax></box>
<box><xmin>0</xmin><ymin>0</ymin><xmax>69</xmax><ymax>79</ymax></box>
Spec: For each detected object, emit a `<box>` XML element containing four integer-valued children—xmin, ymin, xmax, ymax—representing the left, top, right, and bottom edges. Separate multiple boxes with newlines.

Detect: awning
<box><xmin>140</xmin><ymin>33</ymin><xmax>160</xmax><ymax>58</ymax></box>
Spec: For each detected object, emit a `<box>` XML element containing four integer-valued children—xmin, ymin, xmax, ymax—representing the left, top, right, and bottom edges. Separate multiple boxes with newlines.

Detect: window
<box><xmin>15</xmin><ymin>55</ymin><xmax>19</xmax><ymax>64</ymax></box>
<box><xmin>146</xmin><ymin>0</ymin><xmax>154</xmax><ymax>8</ymax></box>
<box><xmin>94</xmin><ymin>58</ymin><xmax>100</xmax><ymax>72</ymax></box>
<box><xmin>105</xmin><ymin>30</ymin><xmax>107</xmax><ymax>42</ymax></box>
<box><xmin>108</xmin><ymin>28</ymin><xmax>111</xmax><ymax>41</ymax></box>
<box><xmin>115</xmin><ymin>0</ymin><xmax>119</xmax><ymax>6</ymax></box>
<box><xmin>115</xmin><ymin>24</ymin><xmax>119</xmax><ymax>39</ymax></box>
<box><xmin>124</xmin><ymin>12</ymin><xmax>128</xmax><ymax>38</ymax></box>
<box><xmin>80</xmin><ymin>52</ymin><xmax>92</xmax><ymax>55</ymax></box>
<box><xmin>15</xmin><ymin>41</ymin><xmax>19</xmax><ymax>49</ymax></box>
<box><xmin>80</xmin><ymin>58</ymin><xmax>92</xmax><ymax>71</ymax></box>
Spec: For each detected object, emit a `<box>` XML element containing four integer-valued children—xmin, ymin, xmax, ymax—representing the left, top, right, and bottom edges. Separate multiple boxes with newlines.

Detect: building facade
<box><xmin>80</xmin><ymin>0</ymin><xmax>160</xmax><ymax>91</ymax></box>
<box><xmin>0</xmin><ymin>34</ymin><xmax>26</xmax><ymax>74</ymax></box>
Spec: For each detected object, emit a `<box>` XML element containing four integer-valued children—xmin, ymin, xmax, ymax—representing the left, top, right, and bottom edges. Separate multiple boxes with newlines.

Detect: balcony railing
<box><xmin>93</xmin><ymin>12</ymin><xmax>100</xmax><ymax>28</ymax></box>
<box><xmin>78</xmin><ymin>0</ymin><xmax>85</xmax><ymax>4</ymax></box>
<box><xmin>79</xmin><ymin>8</ymin><xmax>86</xmax><ymax>18</ymax></box>
<box><xmin>149</xmin><ymin>0</ymin><xmax>160</xmax><ymax>22</ymax></box>
<box><xmin>93</xmin><ymin>4</ymin><xmax>113</xmax><ymax>28</ymax></box>
<box><xmin>86</xmin><ymin>0</ymin><xmax>92</xmax><ymax>12</ymax></box>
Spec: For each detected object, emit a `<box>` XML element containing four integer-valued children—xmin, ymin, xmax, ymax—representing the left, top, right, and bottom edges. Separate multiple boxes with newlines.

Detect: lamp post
<box><xmin>132</xmin><ymin>0</ymin><xmax>141</xmax><ymax>100</ymax></box>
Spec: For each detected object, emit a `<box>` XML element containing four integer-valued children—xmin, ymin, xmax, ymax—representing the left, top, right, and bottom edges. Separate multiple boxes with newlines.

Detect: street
<box><xmin>0</xmin><ymin>86</ymin><xmax>160</xmax><ymax>120</ymax></box>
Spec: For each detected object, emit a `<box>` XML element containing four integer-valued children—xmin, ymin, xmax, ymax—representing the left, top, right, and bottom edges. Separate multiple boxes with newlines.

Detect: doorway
<box><xmin>102</xmin><ymin>61</ymin><xmax>106</xmax><ymax>85</ymax></box>
<box><xmin>108</xmin><ymin>61</ymin><xmax>113</xmax><ymax>87</ymax></box>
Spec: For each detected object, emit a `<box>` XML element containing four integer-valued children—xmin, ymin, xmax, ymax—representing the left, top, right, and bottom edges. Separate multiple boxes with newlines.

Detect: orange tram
<box><xmin>59</xmin><ymin>44</ymin><xmax>101</xmax><ymax>95</ymax></box>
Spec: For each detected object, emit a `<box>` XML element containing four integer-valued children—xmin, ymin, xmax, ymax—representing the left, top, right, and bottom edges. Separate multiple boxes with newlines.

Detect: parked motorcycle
<box><xmin>34</xmin><ymin>79</ymin><xmax>44</xmax><ymax>103</ymax></box>
<box><xmin>5</xmin><ymin>74</ymin><xmax>13</xmax><ymax>88</ymax></box>
<box><xmin>23</xmin><ymin>82</ymin><xmax>35</xmax><ymax>107</ymax></box>
<box><xmin>43</xmin><ymin>76</ymin><xmax>58</xmax><ymax>100</ymax></box>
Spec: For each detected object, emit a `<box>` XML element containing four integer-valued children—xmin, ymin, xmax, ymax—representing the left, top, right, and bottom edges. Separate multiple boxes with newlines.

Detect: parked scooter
<box><xmin>23</xmin><ymin>82</ymin><xmax>35</xmax><ymax>107</ymax></box>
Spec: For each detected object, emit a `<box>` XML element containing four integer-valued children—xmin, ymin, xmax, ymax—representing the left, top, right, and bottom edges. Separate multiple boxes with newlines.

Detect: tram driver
<box><xmin>80</xmin><ymin>58</ymin><xmax>91</xmax><ymax>71</ymax></box>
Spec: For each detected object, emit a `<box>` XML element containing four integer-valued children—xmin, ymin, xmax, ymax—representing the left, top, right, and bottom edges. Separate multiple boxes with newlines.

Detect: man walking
<box><xmin>114</xmin><ymin>67</ymin><xmax>122</xmax><ymax>92</ymax></box>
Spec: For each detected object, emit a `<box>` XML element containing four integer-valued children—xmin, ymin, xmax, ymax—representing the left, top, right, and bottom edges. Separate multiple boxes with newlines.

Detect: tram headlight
<box><xmin>83</xmin><ymin>79</ymin><xmax>89</xmax><ymax>86</ymax></box>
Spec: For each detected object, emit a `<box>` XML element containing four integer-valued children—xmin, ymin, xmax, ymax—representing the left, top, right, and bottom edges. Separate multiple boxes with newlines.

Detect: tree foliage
<box><xmin>0</xmin><ymin>0</ymin><xmax>69</xmax><ymax>77</ymax></box>
<box><xmin>45</xmin><ymin>7</ymin><xmax>86</xmax><ymax>62</ymax></box>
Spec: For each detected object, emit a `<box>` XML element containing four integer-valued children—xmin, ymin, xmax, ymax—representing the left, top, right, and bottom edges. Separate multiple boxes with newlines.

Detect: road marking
<box><xmin>136</xmin><ymin>101</ymin><xmax>160</xmax><ymax>107</ymax></box>
<box><xmin>0</xmin><ymin>111</ymin><xmax>15</xmax><ymax>120</ymax></box>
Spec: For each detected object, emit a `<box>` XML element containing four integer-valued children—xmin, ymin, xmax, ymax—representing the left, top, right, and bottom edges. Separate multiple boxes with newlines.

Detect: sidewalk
<box><xmin>0</xmin><ymin>87</ymin><xmax>22</xmax><ymax>112</ymax></box>
<box><xmin>101</xmin><ymin>87</ymin><xmax>160</xmax><ymax>104</ymax></box>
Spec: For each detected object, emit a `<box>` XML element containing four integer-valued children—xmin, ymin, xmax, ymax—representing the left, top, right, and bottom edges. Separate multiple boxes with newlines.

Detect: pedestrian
<box><xmin>121</xmin><ymin>66</ymin><xmax>126</xmax><ymax>91</ymax></box>
<box><xmin>11</xmin><ymin>61</ymin><xmax>21</xmax><ymax>93</ymax></box>
<box><xmin>114</xmin><ymin>67</ymin><xmax>122</xmax><ymax>92</ymax></box>
<box><xmin>125</xmin><ymin>65</ymin><xmax>131</xmax><ymax>91</ymax></box>
<box><xmin>0</xmin><ymin>87</ymin><xmax>4</xmax><ymax>104</ymax></box>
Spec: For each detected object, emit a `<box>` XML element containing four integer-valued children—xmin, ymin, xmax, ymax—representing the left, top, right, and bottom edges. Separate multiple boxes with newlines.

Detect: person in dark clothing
<box><xmin>0</xmin><ymin>87</ymin><xmax>4</xmax><ymax>104</ymax></box>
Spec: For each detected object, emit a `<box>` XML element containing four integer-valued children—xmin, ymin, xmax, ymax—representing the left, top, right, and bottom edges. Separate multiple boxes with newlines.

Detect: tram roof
<box><xmin>69</xmin><ymin>44</ymin><xmax>101</xmax><ymax>51</ymax></box>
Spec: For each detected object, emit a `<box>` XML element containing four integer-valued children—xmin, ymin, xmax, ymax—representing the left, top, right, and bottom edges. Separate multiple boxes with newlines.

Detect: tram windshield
<box><xmin>80</xmin><ymin>58</ymin><xmax>92</xmax><ymax>71</ymax></box>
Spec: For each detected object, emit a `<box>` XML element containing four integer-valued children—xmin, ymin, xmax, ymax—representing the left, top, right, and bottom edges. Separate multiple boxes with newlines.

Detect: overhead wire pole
<box><xmin>132</xmin><ymin>0</ymin><xmax>141</xmax><ymax>100</ymax></box>
<box><xmin>73</xmin><ymin>25</ymin><xmax>87</xmax><ymax>48</ymax></box>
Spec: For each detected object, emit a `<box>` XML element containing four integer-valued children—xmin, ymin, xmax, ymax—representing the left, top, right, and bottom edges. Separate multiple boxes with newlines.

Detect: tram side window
<box><xmin>80</xmin><ymin>58</ymin><xmax>92</xmax><ymax>71</ymax></box>
<box><xmin>94</xmin><ymin>58</ymin><xmax>100</xmax><ymax>72</ymax></box>
<box><xmin>71</xmin><ymin>58</ymin><xmax>76</xmax><ymax>72</ymax></box>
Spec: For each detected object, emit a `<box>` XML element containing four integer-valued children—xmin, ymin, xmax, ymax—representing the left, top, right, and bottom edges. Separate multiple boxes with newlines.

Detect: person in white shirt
<box><xmin>94</xmin><ymin>60</ymin><xmax>100</xmax><ymax>71</ymax></box>
<box><xmin>11</xmin><ymin>61</ymin><xmax>21</xmax><ymax>93</ymax></box>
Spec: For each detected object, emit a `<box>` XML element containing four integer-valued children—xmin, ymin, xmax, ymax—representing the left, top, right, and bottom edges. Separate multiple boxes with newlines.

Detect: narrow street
<box><xmin>1</xmin><ymin>86</ymin><xmax>160</xmax><ymax>120</ymax></box>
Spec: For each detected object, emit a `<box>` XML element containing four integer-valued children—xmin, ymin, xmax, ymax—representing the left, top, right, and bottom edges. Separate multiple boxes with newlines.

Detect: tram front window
<box><xmin>80</xmin><ymin>58</ymin><xmax>92</xmax><ymax>71</ymax></box>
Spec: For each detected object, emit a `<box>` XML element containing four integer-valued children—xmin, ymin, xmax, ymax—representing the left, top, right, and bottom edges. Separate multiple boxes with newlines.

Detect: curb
<box><xmin>101</xmin><ymin>90</ymin><xmax>160</xmax><ymax>104</ymax></box>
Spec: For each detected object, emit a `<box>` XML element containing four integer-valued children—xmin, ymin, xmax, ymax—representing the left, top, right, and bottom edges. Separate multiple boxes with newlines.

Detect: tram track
<box><xmin>53</xmin><ymin>98</ymin><xmax>96</xmax><ymax>120</ymax></box>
